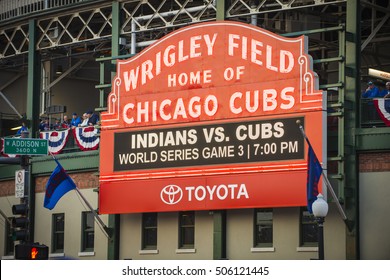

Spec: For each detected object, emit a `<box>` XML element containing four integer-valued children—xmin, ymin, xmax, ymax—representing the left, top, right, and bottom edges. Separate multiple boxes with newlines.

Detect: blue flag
<box><xmin>44</xmin><ymin>159</ymin><xmax>77</xmax><ymax>210</ymax></box>
<box><xmin>307</xmin><ymin>142</ymin><xmax>322</xmax><ymax>213</ymax></box>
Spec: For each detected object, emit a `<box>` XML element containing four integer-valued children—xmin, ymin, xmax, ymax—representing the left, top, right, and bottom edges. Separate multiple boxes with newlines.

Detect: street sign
<box><xmin>15</xmin><ymin>170</ymin><xmax>26</xmax><ymax>198</ymax></box>
<box><xmin>4</xmin><ymin>138</ymin><xmax>48</xmax><ymax>156</ymax></box>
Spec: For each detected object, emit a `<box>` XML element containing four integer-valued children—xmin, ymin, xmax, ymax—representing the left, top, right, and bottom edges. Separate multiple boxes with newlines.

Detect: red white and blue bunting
<box><xmin>0</xmin><ymin>138</ymin><xmax>19</xmax><ymax>157</ymax></box>
<box><xmin>73</xmin><ymin>126</ymin><xmax>100</xmax><ymax>151</ymax></box>
<box><xmin>40</xmin><ymin>129</ymin><xmax>70</xmax><ymax>154</ymax></box>
<box><xmin>374</xmin><ymin>99</ymin><xmax>390</xmax><ymax>126</ymax></box>
<box><xmin>2</xmin><ymin>127</ymin><xmax>99</xmax><ymax>156</ymax></box>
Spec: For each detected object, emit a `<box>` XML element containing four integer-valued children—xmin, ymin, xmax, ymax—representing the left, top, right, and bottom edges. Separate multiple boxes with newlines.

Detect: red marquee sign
<box><xmin>99</xmin><ymin>21</ymin><xmax>325</xmax><ymax>214</ymax></box>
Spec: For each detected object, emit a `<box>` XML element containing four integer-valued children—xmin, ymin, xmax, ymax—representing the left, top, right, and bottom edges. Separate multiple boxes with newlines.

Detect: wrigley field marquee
<box><xmin>99</xmin><ymin>21</ymin><xmax>325</xmax><ymax>214</ymax></box>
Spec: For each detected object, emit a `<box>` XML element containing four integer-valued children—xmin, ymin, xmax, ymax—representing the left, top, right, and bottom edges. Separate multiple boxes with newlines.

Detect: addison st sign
<box><xmin>99</xmin><ymin>21</ymin><xmax>325</xmax><ymax>214</ymax></box>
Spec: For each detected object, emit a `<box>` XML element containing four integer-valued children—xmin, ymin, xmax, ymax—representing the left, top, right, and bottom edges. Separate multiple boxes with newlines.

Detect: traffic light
<box><xmin>11</xmin><ymin>203</ymin><xmax>28</xmax><ymax>241</ymax></box>
<box><xmin>15</xmin><ymin>243</ymin><xmax>49</xmax><ymax>260</ymax></box>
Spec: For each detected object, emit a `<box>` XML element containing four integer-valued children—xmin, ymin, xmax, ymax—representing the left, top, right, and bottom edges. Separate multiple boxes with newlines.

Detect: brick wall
<box><xmin>0</xmin><ymin>180</ymin><xmax>15</xmax><ymax>197</ymax></box>
<box><xmin>0</xmin><ymin>172</ymin><xmax>98</xmax><ymax>197</ymax></box>
<box><xmin>359</xmin><ymin>152</ymin><xmax>390</xmax><ymax>172</ymax></box>
<box><xmin>35</xmin><ymin>172</ymin><xmax>99</xmax><ymax>193</ymax></box>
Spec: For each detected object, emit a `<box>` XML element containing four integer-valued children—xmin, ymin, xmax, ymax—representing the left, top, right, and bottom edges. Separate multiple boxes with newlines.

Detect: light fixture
<box><xmin>56</xmin><ymin>65</ymin><xmax>63</xmax><ymax>75</ymax></box>
<box><xmin>312</xmin><ymin>193</ymin><xmax>329</xmax><ymax>218</ymax></box>
<box><xmin>10</xmin><ymin>125</ymin><xmax>22</xmax><ymax>131</ymax></box>
<box><xmin>312</xmin><ymin>193</ymin><xmax>328</xmax><ymax>260</ymax></box>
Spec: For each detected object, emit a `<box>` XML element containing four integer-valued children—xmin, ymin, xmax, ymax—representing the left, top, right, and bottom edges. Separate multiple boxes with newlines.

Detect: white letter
<box><xmin>263</xmin><ymin>89</ymin><xmax>277</xmax><ymax>111</ymax></box>
<box><xmin>186</xmin><ymin>186</ymin><xmax>195</xmax><ymax>201</ymax></box>
<box><xmin>228</xmin><ymin>34</ymin><xmax>240</xmax><ymax>56</ymax></box>
<box><xmin>280</xmin><ymin>87</ymin><xmax>295</xmax><ymax>109</ymax></box>
<box><xmin>230</xmin><ymin>92</ymin><xmax>242</xmax><ymax>114</ymax></box>
<box><xmin>224</xmin><ymin>67</ymin><xmax>234</xmax><ymax>81</ymax></box>
<box><xmin>141</xmin><ymin>60</ymin><xmax>153</xmax><ymax>85</ymax></box>
<box><xmin>173</xmin><ymin>98</ymin><xmax>187</xmax><ymax>119</ymax></box>
<box><xmin>236</xmin><ymin>125</ymin><xmax>247</xmax><ymax>141</ymax></box>
<box><xmin>189</xmin><ymin>71</ymin><xmax>201</xmax><ymax>84</ymax></box>
<box><xmin>123</xmin><ymin>103</ymin><xmax>135</xmax><ymax>124</ymax></box>
<box><xmin>189</xmin><ymin>96</ymin><xmax>201</xmax><ymax>118</ymax></box>
<box><xmin>178</xmin><ymin>40</ymin><xmax>189</xmax><ymax>62</ymax></box>
<box><xmin>204</xmin><ymin>34</ymin><xmax>218</xmax><ymax>55</ymax></box>
<box><xmin>273</xmin><ymin>122</ymin><xmax>285</xmax><ymax>138</ymax></box>
<box><xmin>164</xmin><ymin>45</ymin><xmax>176</xmax><ymax>66</ymax></box>
<box><xmin>206</xmin><ymin>185</ymin><xmax>217</xmax><ymax>200</ymax></box>
<box><xmin>160</xmin><ymin>99</ymin><xmax>172</xmax><ymax>120</ymax></box>
<box><xmin>204</xmin><ymin>70</ymin><xmax>212</xmax><ymax>83</ymax></box>
<box><xmin>280</xmin><ymin>50</ymin><xmax>294</xmax><ymax>73</ymax></box>
<box><xmin>190</xmin><ymin>35</ymin><xmax>202</xmax><ymax>58</ymax></box>
<box><xmin>236</xmin><ymin>66</ymin><xmax>245</xmax><ymax>79</ymax></box>
<box><xmin>261</xmin><ymin>123</ymin><xmax>273</xmax><ymax>139</ymax></box>
<box><xmin>195</xmin><ymin>186</ymin><xmax>206</xmax><ymax>201</ymax></box>
<box><xmin>204</xmin><ymin>95</ymin><xmax>218</xmax><ymax>116</ymax></box>
<box><xmin>245</xmin><ymin>90</ymin><xmax>259</xmax><ymax>113</ymax></box>
<box><xmin>123</xmin><ymin>67</ymin><xmax>139</xmax><ymax>91</ymax></box>
<box><xmin>237</xmin><ymin>184</ymin><xmax>249</xmax><ymax>199</ymax></box>
<box><xmin>266</xmin><ymin>45</ymin><xmax>278</xmax><ymax>72</ymax></box>
<box><xmin>216</xmin><ymin>185</ymin><xmax>228</xmax><ymax>200</ymax></box>
<box><xmin>137</xmin><ymin>101</ymin><xmax>149</xmax><ymax>123</ymax></box>
<box><xmin>167</xmin><ymin>74</ymin><xmax>176</xmax><ymax>87</ymax></box>
<box><xmin>228</xmin><ymin>184</ymin><xmax>238</xmax><ymax>199</ymax></box>
<box><xmin>251</xmin><ymin>39</ymin><xmax>263</xmax><ymax>66</ymax></box>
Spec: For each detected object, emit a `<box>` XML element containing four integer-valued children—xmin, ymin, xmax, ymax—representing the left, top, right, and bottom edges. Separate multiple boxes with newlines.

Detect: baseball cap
<box><xmin>367</xmin><ymin>81</ymin><xmax>373</xmax><ymax>85</ymax></box>
<box><xmin>72</xmin><ymin>112</ymin><xmax>77</xmax><ymax>115</ymax></box>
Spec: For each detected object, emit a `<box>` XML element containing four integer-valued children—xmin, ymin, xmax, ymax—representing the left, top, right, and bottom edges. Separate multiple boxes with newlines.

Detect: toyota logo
<box><xmin>160</xmin><ymin>185</ymin><xmax>183</xmax><ymax>205</ymax></box>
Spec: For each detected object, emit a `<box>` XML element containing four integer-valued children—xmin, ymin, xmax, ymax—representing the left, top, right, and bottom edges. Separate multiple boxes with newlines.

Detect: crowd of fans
<box><xmin>362</xmin><ymin>81</ymin><xmax>390</xmax><ymax>98</ymax></box>
<box><xmin>39</xmin><ymin>110</ymin><xmax>99</xmax><ymax>132</ymax></box>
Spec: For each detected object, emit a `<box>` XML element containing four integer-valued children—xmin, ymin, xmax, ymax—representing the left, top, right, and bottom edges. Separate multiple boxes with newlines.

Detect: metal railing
<box><xmin>0</xmin><ymin>0</ymin><xmax>94</xmax><ymax>22</ymax></box>
<box><xmin>360</xmin><ymin>98</ymin><xmax>387</xmax><ymax>128</ymax></box>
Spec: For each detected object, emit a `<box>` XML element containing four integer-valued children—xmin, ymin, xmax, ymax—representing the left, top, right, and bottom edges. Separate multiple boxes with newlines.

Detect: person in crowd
<box><xmin>39</xmin><ymin>118</ymin><xmax>50</xmax><ymax>131</ymax></box>
<box><xmin>87</xmin><ymin>110</ymin><xmax>99</xmax><ymax>126</ymax></box>
<box><xmin>70</xmin><ymin>112</ymin><xmax>81</xmax><ymax>128</ymax></box>
<box><xmin>53</xmin><ymin>118</ymin><xmax>62</xmax><ymax>130</ymax></box>
<box><xmin>62</xmin><ymin>115</ymin><xmax>71</xmax><ymax>128</ymax></box>
<box><xmin>362</xmin><ymin>81</ymin><xmax>381</xmax><ymax>98</ymax></box>
<box><xmin>16</xmin><ymin>122</ymin><xmax>28</xmax><ymax>135</ymax></box>
<box><xmin>79</xmin><ymin>112</ymin><xmax>89</xmax><ymax>127</ymax></box>
<box><xmin>381</xmin><ymin>82</ymin><xmax>390</xmax><ymax>98</ymax></box>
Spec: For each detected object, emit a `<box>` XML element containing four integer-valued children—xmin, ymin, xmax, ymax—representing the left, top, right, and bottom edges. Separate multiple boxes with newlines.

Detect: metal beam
<box><xmin>0</xmin><ymin>157</ymin><xmax>22</xmax><ymax>164</ymax></box>
<box><xmin>213</xmin><ymin>210</ymin><xmax>226</xmax><ymax>260</ymax></box>
<box><xmin>26</xmin><ymin>19</ymin><xmax>41</xmax><ymax>136</ymax></box>
<box><xmin>0</xmin><ymin>90</ymin><xmax>23</xmax><ymax>119</ymax></box>
<box><xmin>42</xmin><ymin>59</ymin><xmax>86</xmax><ymax>92</ymax></box>
<box><xmin>106</xmin><ymin>0</ymin><xmax>121</xmax><ymax>261</ymax></box>
<box><xmin>344</xmin><ymin>0</ymin><xmax>360</xmax><ymax>260</ymax></box>
<box><xmin>216</xmin><ymin>0</ymin><xmax>226</xmax><ymax>20</ymax></box>
<box><xmin>361</xmin><ymin>13</ymin><xmax>390</xmax><ymax>51</ymax></box>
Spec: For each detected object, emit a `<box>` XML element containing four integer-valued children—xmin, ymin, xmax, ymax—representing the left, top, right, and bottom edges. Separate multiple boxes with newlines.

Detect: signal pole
<box><xmin>2</xmin><ymin>131</ymin><xmax>48</xmax><ymax>258</ymax></box>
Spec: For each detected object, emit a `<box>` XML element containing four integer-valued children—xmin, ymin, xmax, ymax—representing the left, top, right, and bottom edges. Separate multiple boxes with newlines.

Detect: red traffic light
<box><xmin>31</xmin><ymin>247</ymin><xmax>38</xmax><ymax>259</ymax></box>
<box><xmin>15</xmin><ymin>243</ymin><xmax>49</xmax><ymax>260</ymax></box>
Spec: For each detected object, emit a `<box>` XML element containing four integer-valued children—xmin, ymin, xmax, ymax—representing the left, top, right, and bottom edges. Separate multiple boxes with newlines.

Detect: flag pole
<box><xmin>48</xmin><ymin>152</ymin><xmax>113</xmax><ymax>239</ymax></box>
<box><xmin>296</xmin><ymin>120</ymin><xmax>353</xmax><ymax>231</ymax></box>
<box><xmin>0</xmin><ymin>209</ymin><xmax>12</xmax><ymax>226</ymax></box>
<box><xmin>74</xmin><ymin>187</ymin><xmax>113</xmax><ymax>239</ymax></box>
